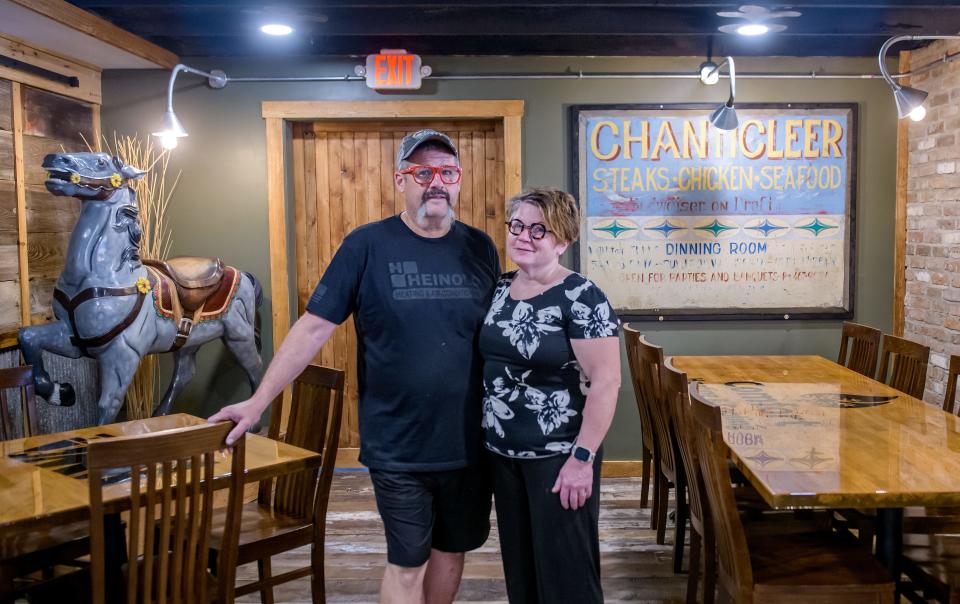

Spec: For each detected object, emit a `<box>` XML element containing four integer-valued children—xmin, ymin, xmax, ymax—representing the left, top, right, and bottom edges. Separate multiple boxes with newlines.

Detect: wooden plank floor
<box><xmin>235</xmin><ymin>471</ymin><xmax>687</xmax><ymax>603</ymax></box>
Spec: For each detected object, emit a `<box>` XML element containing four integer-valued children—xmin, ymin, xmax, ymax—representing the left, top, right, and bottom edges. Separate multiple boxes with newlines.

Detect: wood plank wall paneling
<box><xmin>292</xmin><ymin>119</ymin><xmax>508</xmax><ymax>447</ymax></box>
<box><xmin>0</xmin><ymin>80</ymin><xmax>15</xmax><ymax>336</ymax></box>
<box><xmin>22</xmin><ymin>85</ymin><xmax>93</xmax><ymax>325</ymax></box>
<box><xmin>0</xmin><ymin>81</ymin><xmax>10</xmax><ymax>131</ymax></box>
<box><xmin>0</xmin><ymin>132</ymin><xmax>12</xmax><ymax>182</ymax></box>
<box><xmin>12</xmin><ymin>82</ymin><xmax>27</xmax><ymax>329</ymax></box>
<box><xmin>20</xmin><ymin>86</ymin><xmax>94</xmax><ymax>145</ymax></box>
<box><xmin>0</xmin><ymin>77</ymin><xmax>95</xmax><ymax>347</ymax></box>
<box><xmin>26</xmin><ymin>185</ymin><xmax>81</xmax><ymax>233</ymax></box>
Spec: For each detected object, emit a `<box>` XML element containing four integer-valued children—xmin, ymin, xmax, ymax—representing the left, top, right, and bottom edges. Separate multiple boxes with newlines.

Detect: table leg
<box><xmin>875</xmin><ymin>508</ymin><xmax>903</xmax><ymax>593</ymax></box>
<box><xmin>0</xmin><ymin>563</ymin><xmax>14</xmax><ymax>604</ymax></box>
<box><xmin>103</xmin><ymin>513</ymin><xmax>127</xmax><ymax>604</ymax></box>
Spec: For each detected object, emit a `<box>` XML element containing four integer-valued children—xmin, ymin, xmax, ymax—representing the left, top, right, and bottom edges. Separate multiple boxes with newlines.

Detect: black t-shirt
<box><xmin>479</xmin><ymin>270</ymin><xmax>621</xmax><ymax>458</ymax></box>
<box><xmin>305</xmin><ymin>215</ymin><xmax>500</xmax><ymax>471</ymax></box>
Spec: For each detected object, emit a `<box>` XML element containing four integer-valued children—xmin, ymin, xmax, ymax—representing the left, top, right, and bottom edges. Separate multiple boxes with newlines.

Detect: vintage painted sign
<box><xmin>572</xmin><ymin>104</ymin><xmax>856</xmax><ymax>319</ymax></box>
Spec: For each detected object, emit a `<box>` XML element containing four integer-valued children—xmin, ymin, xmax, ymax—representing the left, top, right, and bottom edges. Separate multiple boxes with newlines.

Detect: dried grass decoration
<box><xmin>87</xmin><ymin>133</ymin><xmax>180</xmax><ymax>419</ymax></box>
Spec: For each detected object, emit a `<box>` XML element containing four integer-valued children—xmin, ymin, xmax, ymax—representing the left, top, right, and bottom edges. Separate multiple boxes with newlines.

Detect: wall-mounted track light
<box><xmin>152</xmin><ymin>64</ymin><xmax>227</xmax><ymax>150</ymax></box>
<box><xmin>704</xmin><ymin>56</ymin><xmax>739</xmax><ymax>131</ymax></box>
<box><xmin>879</xmin><ymin>34</ymin><xmax>960</xmax><ymax>122</ymax></box>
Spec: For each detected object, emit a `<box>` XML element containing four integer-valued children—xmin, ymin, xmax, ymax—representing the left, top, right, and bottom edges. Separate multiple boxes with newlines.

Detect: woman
<box><xmin>480</xmin><ymin>187</ymin><xmax>621</xmax><ymax>603</ymax></box>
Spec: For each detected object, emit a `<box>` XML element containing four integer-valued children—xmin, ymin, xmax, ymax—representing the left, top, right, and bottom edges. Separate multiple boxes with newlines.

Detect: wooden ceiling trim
<box><xmin>7</xmin><ymin>0</ymin><xmax>178</xmax><ymax>69</ymax></box>
<box><xmin>262</xmin><ymin>100</ymin><xmax>524</xmax><ymax>120</ymax></box>
<box><xmin>0</xmin><ymin>34</ymin><xmax>101</xmax><ymax>105</ymax></box>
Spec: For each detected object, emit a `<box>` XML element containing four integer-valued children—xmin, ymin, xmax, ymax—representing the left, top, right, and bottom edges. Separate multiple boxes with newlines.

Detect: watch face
<box><xmin>573</xmin><ymin>446</ymin><xmax>590</xmax><ymax>462</ymax></box>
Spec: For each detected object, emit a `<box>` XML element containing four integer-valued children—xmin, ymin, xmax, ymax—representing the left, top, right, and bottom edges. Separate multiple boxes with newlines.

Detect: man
<box><xmin>211</xmin><ymin>129</ymin><xmax>500</xmax><ymax>603</ymax></box>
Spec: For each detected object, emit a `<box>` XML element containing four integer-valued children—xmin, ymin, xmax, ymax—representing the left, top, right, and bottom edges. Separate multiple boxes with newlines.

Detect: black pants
<box><xmin>489</xmin><ymin>450</ymin><xmax>604</xmax><ymax>604</ymax></box>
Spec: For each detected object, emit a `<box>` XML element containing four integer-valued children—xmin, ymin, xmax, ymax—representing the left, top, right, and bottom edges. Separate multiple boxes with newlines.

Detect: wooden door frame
<box><xmin>893</xmin><ymin>51</ymin><xmax>910</xmax><ymax>337</ymax></box>
<box><xmin>260</xmin><ymin>99</ymin><xmax>524</xmax><ymax>428</ymax></box>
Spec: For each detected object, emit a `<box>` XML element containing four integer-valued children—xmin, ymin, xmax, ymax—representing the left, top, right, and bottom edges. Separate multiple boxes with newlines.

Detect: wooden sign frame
<box><xmin>570</xmin><ymin>103</ymin><xmax>858</xmax><ymax>321</ymax></box>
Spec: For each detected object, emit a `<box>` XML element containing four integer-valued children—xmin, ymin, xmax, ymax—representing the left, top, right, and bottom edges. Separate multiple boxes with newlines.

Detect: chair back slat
<box><xmin>126</xmin><ymin>464</ymin><xmax>142</xmax><ymax>604</ymax></box>
<box><xmin>87</xmin><ymin>422</ymin><xmax>245</xmax><ymax>604</ymax></box>
<box><xmin>0</xmin><ymin>366</ymin><xmax>38</xmax><ymax>440</ymax></box>
<box><xmin>877</xmin><ymin>334</ymin><xmax>930</xmax><ymax>399</ymax></box>
<box><xmin>944</xmin><ymin>355</ymin><xmax>960</xmax><ymax>415</ymax></box>
<box><xmin>624</xmin><ymin>324</ymin><xmax>658</xmax><ymax>460</ymax></box>
<box><xmin>184</xmin><ymin>454</ymin><xmax>202</xmax><ymax>598</ymax></box>
<box><xmin>623</xmin><ymin>328</ymin><xmax>675</xmax><ymax>476</ymax></box>
<box><xmin>272</xmin><ymin>364</ymin><xmax>346</xmax><ymax>524</ymax></box>
<box><xmin>688</xmin><ymin>388</ymin><xmax>754</xmax><ymax>602</ymax></box>
<box><xmin>661</xmin><ymin>360</ymin><xmax>709</xmax><ymax>539</ymax></box>
<box><xmin>0</xmin><ymin>388</ymin><xmax>13</xmax><ymax>442</ymax></box>
<box><xmin>837</xmin><ymin>322</ymin><xmax>881</xmax><ymax>378</ymax></box>
<box><xmin>157</xmin><ymin>459</ymin><xmax>174</xmax><ymax>602</ymax></box>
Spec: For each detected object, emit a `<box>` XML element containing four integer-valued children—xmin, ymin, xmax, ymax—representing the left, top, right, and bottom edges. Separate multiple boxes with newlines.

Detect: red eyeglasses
<box><xmin>397</xmin><ymin>165</ymin><xmax>462</xmax><ymax>185</ymax></box>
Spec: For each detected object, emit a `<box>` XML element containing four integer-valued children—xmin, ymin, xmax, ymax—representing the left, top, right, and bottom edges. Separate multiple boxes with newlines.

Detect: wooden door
<box><xmin>290</xmin><ymin>119</ymin><xmax>508</xmax><ymax>447</ymax></box>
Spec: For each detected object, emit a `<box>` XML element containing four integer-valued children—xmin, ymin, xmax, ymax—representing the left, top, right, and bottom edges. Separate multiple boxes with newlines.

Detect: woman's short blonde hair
<box><xmin>507</xmin><ymin>187</ymin><xmax>580</xmax><ymax>243</ymax></box>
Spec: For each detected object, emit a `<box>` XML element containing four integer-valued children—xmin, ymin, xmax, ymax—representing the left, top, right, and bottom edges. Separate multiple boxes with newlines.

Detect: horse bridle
<box><xmin>56</xmin><ymin>172</ymin><xmax>129</xmax><ymax>200</ymax></box>
<box><xmin>54</xmin><ymin>285</ymin><xmax>146</xmax><ymax>357</ymax></box>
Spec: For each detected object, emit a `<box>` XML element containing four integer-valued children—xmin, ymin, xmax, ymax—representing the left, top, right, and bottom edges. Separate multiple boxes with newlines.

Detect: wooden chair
<box><xmin>0</xmin><ymin>366</ymin><xmax>38</xmax><ymax>440</ymax></box>
<box><xmin>900</xmin><ymin>531</ymin><xmax>960</xmax><ymax>603</ymax></box>
<box><xmin>896</xmin><ymin>358</ymin><xmax>960</xmax><ymax>604</ymax></box>
<box><xmin>688</xmin><ymin>389</ymin><xmax>894</xmax><ymax>603</ymax></box>
<box><xmin>899</xmin><ymin>515</ymin><xmax>960</xmax><ymax>592</ymax></box>
<box><xmin>943</xmin><ymin>354</ymin><xmax>960</xmax><ymax>415</ymax></box>
<box><xmin>623</xmin><ymin>324</ymin><xmax>658</xmax><ymax>509</ymax></box>
<box><xmin>86</xmin><ymin>421</ymin><xmax>245</xmax><ymax>604</ymax></box>
<box><xmin>837</xmin><ymin>322</ymin><xmax>882</xmax><ymax>378</ymax></box>
<box><xmin>0</xmin><ymin>366</ymin><xmax>86</xmax><ymax>602</ymax></box>
<box><xmin>877</xmin><ymin>334</ymin><xmax>930</xmax><ymax>399</ymax></box>
<box><xmin>209</xmin><ymin>364</ymin><xmax>345</xmax><ymax>603</ymax></box>
<box><xmin>622</xmin><ymin>327</ymin><xmax>687</xmax><ymax>573</ymax></box>
<box><xmin>662</xmin><ymin>359</ymin><xmax>714</xmax><ymax>604</ymax></box>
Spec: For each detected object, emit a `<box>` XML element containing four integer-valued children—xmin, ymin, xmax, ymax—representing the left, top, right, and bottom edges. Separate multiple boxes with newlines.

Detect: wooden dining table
<box><xmin>670</xmin><ymin>354</ymin><xmax>960</xmax><ymax>580</ymax></box>
<box><xmin>0</xmin><ymin>413</ymin><xmax>322</xmax><ymax>560</ymax></box>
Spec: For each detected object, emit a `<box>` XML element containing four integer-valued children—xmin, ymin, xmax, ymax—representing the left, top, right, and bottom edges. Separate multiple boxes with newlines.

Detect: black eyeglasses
<box><xmin>397</xmin><ymin>165</ymin><xmax>462</xmax><ymax>185</ymax></box>
<box><xmin>506</xmin><ymin>219</ymin><xmax>550</xmax><ymax>240</ymax></box>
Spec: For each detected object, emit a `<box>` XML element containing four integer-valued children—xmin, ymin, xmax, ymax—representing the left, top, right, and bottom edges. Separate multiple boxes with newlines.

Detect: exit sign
<box><xmin>362</xmin><ymin>50</ymin><xmax>427</xmax><ymax>90</ymax></box>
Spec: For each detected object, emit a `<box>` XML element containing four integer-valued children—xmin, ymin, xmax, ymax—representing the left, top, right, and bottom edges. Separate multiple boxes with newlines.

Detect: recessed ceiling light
<box><xmin>736</xmin><ymin>23</ymin><xmax>769</xmax><ymax>36</ymax></box>
<box><xmin>261</xmin><ymin>24</ymin><xmax>293</xmax><ymax>36</ymax></box>
<box><xmin>717</xmin><ymin>5</ymin><xmax>799</xmax><ymax>35</ymax></box>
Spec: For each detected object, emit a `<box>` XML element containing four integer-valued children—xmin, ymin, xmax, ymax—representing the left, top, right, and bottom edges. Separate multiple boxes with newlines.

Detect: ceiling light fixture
<box><xmin>152</xmin><ymin>64</ymin><xmax>228</xmax><ymax>150</ymax></box>
<box><xmin>260</xmin><ymin>23</ymin><xmax>293</xmax><ymax>36</ymax></box>
<box><xmin>717</xmin><ymin>5</ymin><xmax>799</xmax><ymax>35</ymax></box>
<box><xmin>708</xmin><ymin>56</ymin><xmax>739</xmax><ymax>131</ymax></box>
<box><xmin>736</xmin><ymin>23</ymin><xmax>769</xmax><ymax>36</ymax></box>
<box><xmin>878</xmin><ymin>35</ymin><xmax>960</xmax><ymax>121</ymax></box>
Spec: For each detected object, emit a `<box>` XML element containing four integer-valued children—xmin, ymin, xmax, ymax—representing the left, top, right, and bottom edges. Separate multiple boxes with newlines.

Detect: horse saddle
<box><xmin>144</xmin><ymin>257</ymin><xmax>237</xmax><ymax>351</ymax></box>
<box><xmin>144</xmin><ymin>257</ymin><xmax>224</xmax><ymax>312</ymax></box>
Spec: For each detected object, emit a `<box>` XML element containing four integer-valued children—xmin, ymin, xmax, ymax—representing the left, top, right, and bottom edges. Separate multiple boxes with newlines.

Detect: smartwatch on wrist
<box><xmin>571</xmin><ymin>444</ymin><xmax>596</xmax><ymax>463</ymax></box>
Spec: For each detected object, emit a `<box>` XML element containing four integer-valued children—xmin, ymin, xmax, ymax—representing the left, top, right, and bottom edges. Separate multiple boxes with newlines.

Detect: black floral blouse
<box><xmin>479</xmin><ymin>270</ymin><xmax>621</xmax><ymax>458</ymax></box>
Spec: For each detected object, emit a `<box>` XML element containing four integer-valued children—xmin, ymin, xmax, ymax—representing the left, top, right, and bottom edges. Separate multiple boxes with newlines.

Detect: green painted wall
<box><xmin>100</xmin><ymin>55</ymin><xmax>897</xmax><ymax>459</ymax></box>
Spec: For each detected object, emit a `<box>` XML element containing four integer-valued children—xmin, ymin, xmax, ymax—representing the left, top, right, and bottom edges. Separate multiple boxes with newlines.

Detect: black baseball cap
<box><xmin>395</xmin><ymin>129</ymin><xmax>458</xmax><ymax>168</ymax></box>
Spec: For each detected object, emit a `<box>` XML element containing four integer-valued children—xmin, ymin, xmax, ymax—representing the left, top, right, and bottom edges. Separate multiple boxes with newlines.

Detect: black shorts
<box><xmin>369</xmin><ymin>463</ymin><xmax>492</xmax><ymax>567</ymax></box>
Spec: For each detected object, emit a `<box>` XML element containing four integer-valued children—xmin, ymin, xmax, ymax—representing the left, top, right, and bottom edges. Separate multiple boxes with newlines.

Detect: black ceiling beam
<box><xmin>70</xmin><ymin>1</ymin><xmax>960</xmax><ymax>7</ymax></box>
<box><xmin>62</xmin><ymin>6</ymin><xmax>959</xmax><ymax>37</ymax></box>
<box><xmin>154</xmin><ymin>33</ymin><xmax>907</xmax><ymax>58</ymax></box>
<box><xmin>66</xmin><ymin>1</ymin><xmax>960</xmax><ymax>58</ymax></box>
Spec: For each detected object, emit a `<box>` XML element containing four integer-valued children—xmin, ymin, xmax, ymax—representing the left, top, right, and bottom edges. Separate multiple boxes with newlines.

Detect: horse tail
<box><xmin>243</xmin><ymin>271</ymin><xmax>263</xmax><ymax>353</ymax></box>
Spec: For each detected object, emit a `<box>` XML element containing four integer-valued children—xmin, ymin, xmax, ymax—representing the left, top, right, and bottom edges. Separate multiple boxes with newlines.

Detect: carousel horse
<box><xmin>17</xmin><ymin>152</ymin><xmax>263</xmax><ymax>425</ymax></box>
